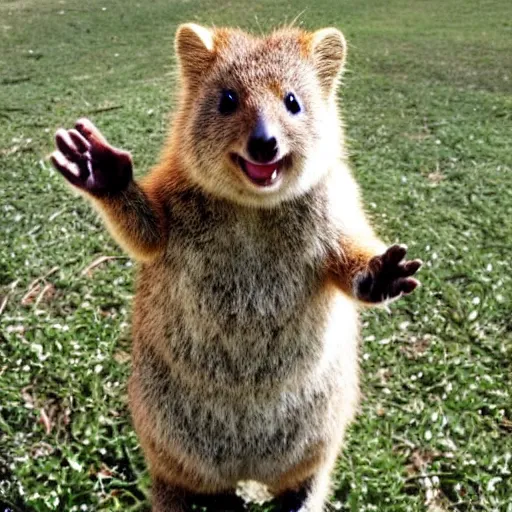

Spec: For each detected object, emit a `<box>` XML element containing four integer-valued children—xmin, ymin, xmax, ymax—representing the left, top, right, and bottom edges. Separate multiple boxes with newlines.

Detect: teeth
<box><xmin>271</xmin><ymin>170</ymin><xmax>278</xmax><ymax>181</ymax></box>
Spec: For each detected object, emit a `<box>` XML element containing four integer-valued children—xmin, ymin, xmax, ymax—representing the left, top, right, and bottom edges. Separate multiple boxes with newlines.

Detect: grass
<box><xmin>0</xmin><ymin>0</ymin><xmax>511</xmax><ymax>510</ymax></box>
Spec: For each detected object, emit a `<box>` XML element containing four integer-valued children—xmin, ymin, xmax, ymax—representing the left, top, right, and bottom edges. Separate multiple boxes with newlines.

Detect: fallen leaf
<box><xmin>39</xmin><ymin>408</ymin><xmax>52</xmax><ymax>435</ymax></box>
<box><xmin>427</xmin><ymin>171</ymin><xmax>445</xmax><ymax>184</ymax></box>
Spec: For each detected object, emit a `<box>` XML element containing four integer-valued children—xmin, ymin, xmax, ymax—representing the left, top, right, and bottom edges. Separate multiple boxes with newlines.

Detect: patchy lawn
<box><xmin>0</xmin><ymin>0</ymin><xmax>511</xmax><ymax>510</ymax></box>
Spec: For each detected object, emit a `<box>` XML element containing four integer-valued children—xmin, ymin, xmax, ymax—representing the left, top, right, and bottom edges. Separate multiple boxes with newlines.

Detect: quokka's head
<box><xmin>174</xmin><ymin>23</ymin><xmax>347</xmax><ymax>207</ymax></box>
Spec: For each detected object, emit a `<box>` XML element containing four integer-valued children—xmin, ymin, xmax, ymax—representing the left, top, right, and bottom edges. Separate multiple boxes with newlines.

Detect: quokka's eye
<box><xmin>219</xmin><ymin>89</ymin><xmax>238</xmax><ymax>115</ymax></box>
<box><xmin>284</xmin><ymin>92</ymin><xmax>301</xmax><ymax>114</ymax></box>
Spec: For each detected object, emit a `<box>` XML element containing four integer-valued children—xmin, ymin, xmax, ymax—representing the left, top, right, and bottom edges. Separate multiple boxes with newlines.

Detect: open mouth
<box><xmin>231</xmin><ymin>154</ymin><xmax>285</xmax><ymax>188</ymax></box>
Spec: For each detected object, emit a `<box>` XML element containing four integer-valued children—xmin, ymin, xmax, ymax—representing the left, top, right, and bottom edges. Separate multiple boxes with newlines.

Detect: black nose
<box><xmin>247</xmin><ymin>119</ymin><xmax>278</xmax><ymax>163</ymax></box>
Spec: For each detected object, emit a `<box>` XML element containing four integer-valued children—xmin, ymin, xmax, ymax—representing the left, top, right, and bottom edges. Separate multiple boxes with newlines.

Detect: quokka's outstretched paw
<box><xmin>50</xmin><ymin>118</ymin><xmax>132</xmax><ymax>197</ymax></box>
<box><xmin>355</xmin><ymin>244</ymin><xmax>422</xmax><ymax>303</ymax></box>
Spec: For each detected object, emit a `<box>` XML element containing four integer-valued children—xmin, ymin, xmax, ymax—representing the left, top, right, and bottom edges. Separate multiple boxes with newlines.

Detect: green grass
<box><xmin>1</xmin><ymin>0</ymin><xmax>511</xmax><ymax>510</ymax></box>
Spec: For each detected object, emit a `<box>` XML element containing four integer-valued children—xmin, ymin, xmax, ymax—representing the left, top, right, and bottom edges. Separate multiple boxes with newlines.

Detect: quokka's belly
<box><xmin>131</xmin><ymin>283</ymin><xmax>360</xmax><ymax>483</ymax></box>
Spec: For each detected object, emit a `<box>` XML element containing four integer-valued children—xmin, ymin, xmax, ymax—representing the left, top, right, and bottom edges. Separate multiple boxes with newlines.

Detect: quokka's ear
<box><xmin>175</xmin><ymin>23</ymin><xmax>216</xmax><ymax>85</ymax></box>
<box><xmin>310</xmin><ymin>28</ymin><xmax>347</xmax><ymax>95</ymax></box>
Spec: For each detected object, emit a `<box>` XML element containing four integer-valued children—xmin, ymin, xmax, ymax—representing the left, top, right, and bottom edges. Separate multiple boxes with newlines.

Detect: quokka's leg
<box><xmin>273</xmin><ymin>478</ymin><xmax>312</xmax><ymax>512</ymax></box>
<box><xmin>152</xmin><ymin>478</ymin><xmax>189</xmax><ymax>512</ymax></box>
<box><xmin>274</xmin><ymin>467</ymin><xmax>334</xmax><ymax>512</ymax></box>
<box><xmin>271</xmin><ymin>451</ymin><xmax>340</xmax><ymax>512</ymax></box>
<box><xmin>193</xmin><ymin>491</ymin><xmax>246</xmax><ymax>511</ymax></box>
<box><xmin>152</xmin><ymin>478</ymin><xmax>245</xmax><ymax>512</ymax></box>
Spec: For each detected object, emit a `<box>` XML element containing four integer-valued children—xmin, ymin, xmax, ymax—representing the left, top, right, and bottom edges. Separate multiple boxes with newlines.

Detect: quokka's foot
<box><xmin>152</xmin><ymin>478</ymin><xmax>246</xmax><ymax>512</ymax></box>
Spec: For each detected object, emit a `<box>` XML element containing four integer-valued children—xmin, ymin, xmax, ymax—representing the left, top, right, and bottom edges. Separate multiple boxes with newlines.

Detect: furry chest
<box><xmin>164</xmin><ymin>196</ymin><xmax>329</xmax><ymax>324</ymax></box>
<box><xmin>153</xmin><ymin>237</ymin><xmax>327</xmax><ymax>387</ymax></box>
<box><xmin>134</xmin><ymin>196</ymin><xmax>336</xmax><ymax>388</ymax></box>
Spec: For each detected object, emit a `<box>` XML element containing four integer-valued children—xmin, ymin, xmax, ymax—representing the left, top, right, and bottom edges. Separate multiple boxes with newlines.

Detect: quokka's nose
<box><xmin>247</xmin><ymin>119</ymin><xmax>278</xmax><ymax>163</ymax></box>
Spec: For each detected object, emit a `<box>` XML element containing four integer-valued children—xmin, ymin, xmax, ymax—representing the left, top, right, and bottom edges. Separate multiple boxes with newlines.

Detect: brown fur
<box><xmin>51</xmin><ymin>23</ymin><xmax>421</xmax><ymax>512</ymax></box>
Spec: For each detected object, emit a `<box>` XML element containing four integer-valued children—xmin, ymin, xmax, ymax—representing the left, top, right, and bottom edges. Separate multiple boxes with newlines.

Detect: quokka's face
<box><xmin>175</xmin><ymin>24</ymin><xmax>346</xmax><ymax>207</ymax></box>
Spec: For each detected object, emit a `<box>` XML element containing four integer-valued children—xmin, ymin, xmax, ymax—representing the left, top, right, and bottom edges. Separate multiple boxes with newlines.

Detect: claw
<box><xmin>55</xmin><ymin>129</ymin><xmax>84</xmax><ymax>161</ymax></box>
<box><xmin>384</xmin><ymin>244</ymin><xmax>408</xmax><ymax>266</ymax></box>
<box><xmin>399</xmin><ymin>277</ymin><xmax>420</xmax><ymax>295</ymax></box>
<box><xmin>399</xmin><ymin>259</ymin><xmax>423</xmax><ymax>277</ymax></box>
<box><xmin>50</xmin><ymin>151</ymin><xmax>86</xmax><ymax>187</ymax></box>
<box><xmin>75</xmin><ymin>117</ymin><xmax>108</xmax><ymax>146</ymax></box>
<box><xmin>68</xmin><ymin>129</ymin><xmax>91</xmax><ymax>153</ymax></box>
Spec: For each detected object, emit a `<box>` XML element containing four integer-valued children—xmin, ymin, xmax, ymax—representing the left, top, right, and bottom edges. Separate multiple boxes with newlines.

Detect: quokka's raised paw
<box><xmin>354</xmin><ymin>244</ymin><xmax>422</xmax><ymax>303</ymax></box>
<box><xmin>50</xmin><ymin>118</ymin><xmax>133</xmax><ymax>197</ymax></box>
